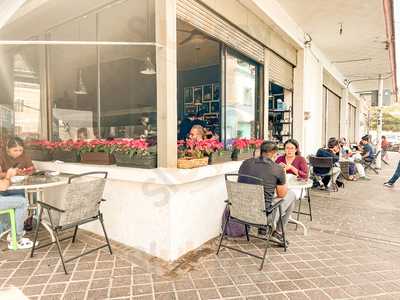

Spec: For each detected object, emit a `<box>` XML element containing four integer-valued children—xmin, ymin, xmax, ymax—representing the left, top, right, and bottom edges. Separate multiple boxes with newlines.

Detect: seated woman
<box><xmin>276</xmin><ymin>139</ymin><xmax>308</xmax><ymax>180</ymax></box>
<box><xmin>0</xmin><ymin>137</ymin><xmax>35</xmax><ymax>178</ymax></box>
<box><xmin>0</xmin><ymin>168</ymin><xmax>34</xmax><ymax>249</ymax></box>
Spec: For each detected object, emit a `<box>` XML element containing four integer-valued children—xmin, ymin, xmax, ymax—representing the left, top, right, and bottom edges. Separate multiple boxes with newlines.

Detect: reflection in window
<box><xmin>225</xmin><ymin>50</ymin><xmax>256</xmax><ymax>144</ymax></box>
<box><xmin>0</xmin><ymin>46</ymin><xmax>42</xmax><ymax>140</ymax></box>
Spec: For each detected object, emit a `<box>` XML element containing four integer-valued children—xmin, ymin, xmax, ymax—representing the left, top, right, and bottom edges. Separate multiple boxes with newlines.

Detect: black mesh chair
<box><xmin>309</xmin><ymin>156</ymin><xmax>338</xmax><ymax>192</ymax></box>
<box><xmin>217</xmin><ymin>174</ymin><xmax>286</xmax><ymax>270</ymax></box>
<box><xmin>363</xmin><ymin>151</ymin><xmax>380</xmax><ymax>174</ymax></box>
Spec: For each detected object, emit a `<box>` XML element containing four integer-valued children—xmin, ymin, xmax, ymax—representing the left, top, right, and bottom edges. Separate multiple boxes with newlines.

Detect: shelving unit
<box><xmin>268</xmin><ymin>95</ymin><xmax>293</xmax><ymax>148</ymax></box>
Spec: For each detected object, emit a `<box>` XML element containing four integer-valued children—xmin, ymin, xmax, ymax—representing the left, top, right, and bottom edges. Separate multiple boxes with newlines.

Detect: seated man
<box><xmin>348</xmin><ymin>145</ymin><xmax>370</xmax><ymax>180</ymax></box>
<box><xmin>315</xmin><ymin>137</ymin><xmax>341</xmax><ymax>191</ymax></box>
<box><xmin>238</xmin><ymin>141</ymin><xmax>296</xmax><ymax>247</ymax></box>
<box><xmin>360</xmin><ymin>134</ymin><xmax>375</xmax><ymax>162</ymax></box>
<box><xmin>0</xmin><ymin>168</ymin><xmax>33</xmax><ymax>249</ymax></box>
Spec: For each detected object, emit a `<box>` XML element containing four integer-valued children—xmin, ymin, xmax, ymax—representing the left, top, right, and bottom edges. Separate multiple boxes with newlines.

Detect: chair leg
<box><xmin>99</xmin><ymin>213</ymin><xmax>112</xmax><ymax>255</ymax></box>
<box><xmin>217</xmin><ymin>211</ymin><xmax>229</xmax><ymax>255</ymax></box>
<box><xmin>278</xmin><ymin>206</ymin><xmax>287</xmax><ymax>252</ymax></box>
<box><xmin>307</xmin><ymin>188</ymin><xmax>312</xmax><ymax>221</ymax></box>
<box><xmin>54</xmin><ymin>229</ymin><xmax>68</xmax><ymax>274</ymax></box>
<box><xmin>30</xmin><ymin>207</ymin><xmax>43</xmax><ymax>258</ymax></box>
<box><xmin>259</xmin><ymin>227</ymin><xmax>273</xmax><ymax>270</ymax></box>
<box><xmin>245</xmin><ymin>225</ymin><xmax>250</xmax><ymax>242</ymax></box>
<box><xmin>47</xmin><ymin>209</ymin><xmax>68</xmax><ymax>274</ymax></box>
<box><xmin>72</xmin><ymin>226</ymin><xmax>79</xmax><ymax>243</ymax></box>
<box><xmin>8</xmin><ymin>209</ymin><xmax>18</xmax><ymax>251</ymax></box>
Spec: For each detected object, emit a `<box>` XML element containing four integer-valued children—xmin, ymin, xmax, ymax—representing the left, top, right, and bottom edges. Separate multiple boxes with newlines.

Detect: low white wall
<box><xmin>35</xmin><ymin>161</ymin><xmax>240</xmax><ymax>261</ymax></box>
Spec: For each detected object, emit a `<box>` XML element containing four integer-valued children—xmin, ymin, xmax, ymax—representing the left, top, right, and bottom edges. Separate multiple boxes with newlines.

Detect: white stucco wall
<box><xmin>35</xmin><ymin>160</ymin><xmax>241</xmax><ymax>262</ymax></box>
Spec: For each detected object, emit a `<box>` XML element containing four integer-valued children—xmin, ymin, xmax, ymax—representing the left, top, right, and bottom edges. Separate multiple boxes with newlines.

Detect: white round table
<box><xmin>287</xmin><ymin>178</ymin><xmax>313</xmax><ymax>236</ymax></box>
<box><xmin>1</xmin><ymin>175</ymin><xmax>69</xmax><ymax>242</ymax></box>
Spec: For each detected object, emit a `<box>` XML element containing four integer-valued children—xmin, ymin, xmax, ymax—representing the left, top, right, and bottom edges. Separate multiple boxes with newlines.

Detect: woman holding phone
<box><xmin>0</xmin><ymin>137</ymin><xmax>35</xmax><ymax>177</ymax></box>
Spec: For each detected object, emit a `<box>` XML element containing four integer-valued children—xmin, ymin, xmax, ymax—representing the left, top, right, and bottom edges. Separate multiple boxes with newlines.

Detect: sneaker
<box><xmin>384</xmin><ymin>182</ymin><xmax>394</xmax><ymax>188</ymax></box>
<box><xmin>8</xmin><ymin>237</ymin><xmax>34</xmax><ymax>250</ymax></box>
<box><xmin>270</xmin><ymin>231</ymin><xmax>289</xmax><ymax>247</ymax></box>
<box><xmin>359</xmin><ymin>176</ymin><xmax>371</xmax><ymax>181</ymax></box>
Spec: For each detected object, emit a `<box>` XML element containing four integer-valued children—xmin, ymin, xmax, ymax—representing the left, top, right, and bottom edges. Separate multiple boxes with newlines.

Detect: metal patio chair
<box><xmin>363</xmin><ymin>150</ymin><xmax>380</xmax><ymax>174</ymax></box>
<box><xmin>309</xmin><ymin>156</ymin><xmax>338</xmax><ymax>192</ymax></box>
<box><xmin>216</xmin><ymin>174</ymin><xmax>286</xmax><ymax>270</ymax></box>
<box><xmin>30</xmin><ymin>172</ymin><xmax>112</xmax><ymax>274</ymax></box>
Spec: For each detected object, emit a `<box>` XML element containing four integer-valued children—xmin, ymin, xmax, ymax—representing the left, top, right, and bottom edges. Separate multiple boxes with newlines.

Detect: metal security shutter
<box><xmin>347</xmin><ymin>103</ymin><xmax>356</xmax><ymax>143</ymax></box>
<box><xmin>176</xmin><ymin>0</ymin><xmax>264</xmax><ymax>63</ymax></box>
<box><xmin>326</xmin><ymin>89</ymin><xmax>341</xmax><ymax>139</ymax></box>
<box><xmin>268</xmin><ymin>50</ymin><xmax>293</xmax><ymax>90</ymax></box>
<box><xmin>323</xmin><ymin>69</ymin><xmax>343</xmax><ymax>96</ymax></box>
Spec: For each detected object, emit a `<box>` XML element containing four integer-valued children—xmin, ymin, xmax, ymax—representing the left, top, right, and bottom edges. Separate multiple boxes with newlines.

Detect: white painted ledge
<box><xmin>34</xmin><ymin>160</ymin><xmax>242</xmax><ymax>185</ymax></box>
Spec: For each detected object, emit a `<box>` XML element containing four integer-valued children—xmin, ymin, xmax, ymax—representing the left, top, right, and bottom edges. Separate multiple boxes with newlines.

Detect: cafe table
<box><xmin>286</xmin><ymin>176</ymin><xmax>313</xmax><ymax>236</ymax></box>
<box><xmin>0</xmin><ymin>174</ymin><xmax>69</xmax><ymax>242</ymax></box>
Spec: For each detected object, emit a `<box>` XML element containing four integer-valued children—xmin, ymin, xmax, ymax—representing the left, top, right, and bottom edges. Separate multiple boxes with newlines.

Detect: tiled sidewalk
<box><xmin>1</xmin><ymin>154</ymin><xmax>400</xmax><ymax>300</ymax></box>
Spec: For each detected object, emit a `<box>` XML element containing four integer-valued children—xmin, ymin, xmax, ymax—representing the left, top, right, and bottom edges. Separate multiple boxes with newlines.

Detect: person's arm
<box><xmin>0</xmin><ymin>168</ymin><xmax>16</xmax><ymax>191</ymax></box>
<box><xmin>295</xmin><ymin>157</ymin><xmax>308</xmax><ymax>179</ymax></box>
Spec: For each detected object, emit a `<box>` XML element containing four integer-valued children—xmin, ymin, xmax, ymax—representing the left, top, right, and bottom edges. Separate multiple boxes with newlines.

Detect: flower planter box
<box><xmin>26</xmin><ymin>149</ymin><xmax>52</xmax><ymax>161</ymax></box>
<box><xmin>52</xmin><ymin>149</ymin><xmax>80</xmax><ymax>163</ymax></box>
<box><xmin>177</xmin><ymin>157</ymin><xmax>209</xmax><ymax>169</ymax></box>
<box><xmin>231</xmin><ymin>149</ymin><xmax>254</xmax><ymax>161</ymax></box>
<box><xmin>114</xmin><ymin>152</ymin><xmax>157</xmax><ymax>169</ymax></box>
<box><xmin>208</xmin><ymin>151</ymin><xmax>232</xmax><ymax>165</ymax></box>
<box><xmin>80</xmin><ymin>152</ymin><xmax>115</xmax><ymax>165</ymax></box>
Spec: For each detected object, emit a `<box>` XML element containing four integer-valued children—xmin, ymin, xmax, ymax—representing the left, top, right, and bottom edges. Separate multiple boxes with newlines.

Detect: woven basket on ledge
<box><xmin>177</xmin><ymin>157</ymin><xmax>209</xmax><ymax>169</ymax></box>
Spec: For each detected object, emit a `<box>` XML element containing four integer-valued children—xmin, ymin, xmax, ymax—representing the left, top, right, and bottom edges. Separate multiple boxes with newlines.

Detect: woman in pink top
<box><xmin>276</xmin><ymin>139</ymin><xmax>308</xmax><ymax>179</ymax></box>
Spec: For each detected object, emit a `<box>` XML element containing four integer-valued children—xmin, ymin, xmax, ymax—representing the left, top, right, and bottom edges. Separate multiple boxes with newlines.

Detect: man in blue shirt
<box><xmin>315</xmin><ymin>137</ymin><xmax>341</xmax><ymax>191</ymax></box>
<box><xmin>360</xmin><ymin>135</ymin><xmax>375</xmax><ymax>161</ymax></box>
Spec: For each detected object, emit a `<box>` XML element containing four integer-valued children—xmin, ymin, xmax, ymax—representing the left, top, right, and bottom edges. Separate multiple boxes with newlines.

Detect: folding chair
<box><xmin>30</xmin><ymin>172</ymin><xmax>112</xmax><ymax>274</ymax></box>
<box><xmin>216</xmin><ymin>174</ymin><xmax>286</xmax><ymax>270</ymax></box>
<box><xmin>363</xmin><ymin>150</ymin><xmax>380</xmax><ymax>174</ymax></box>
<box><xmin>308</xmin><ymin>156</ymin><xmax>338</xmax><ymax>192</ymax></box>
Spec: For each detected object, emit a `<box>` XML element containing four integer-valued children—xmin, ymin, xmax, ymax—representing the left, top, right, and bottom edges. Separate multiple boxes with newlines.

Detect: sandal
<box><xmin>8</xmin><ymin>238</ymin><xmax>34</xmax><ymax>250</ymax></box>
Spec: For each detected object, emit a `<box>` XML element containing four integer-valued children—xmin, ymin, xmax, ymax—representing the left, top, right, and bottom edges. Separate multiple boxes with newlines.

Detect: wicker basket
<box><xmin>177</xmin><ymin>157</ymin><xmax>209</xmax><ymax>169</ymax></box>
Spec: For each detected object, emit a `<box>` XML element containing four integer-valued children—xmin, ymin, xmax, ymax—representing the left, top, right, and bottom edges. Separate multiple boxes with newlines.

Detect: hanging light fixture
<box><xmin>74</xmin><ymin>69</ymin><xmax>88</xmax><ymax>95</ymax></box>
<box><xmin>140</xmin><ymin>0</ymin><xmax>156</xmax><ymax>75</ymax></box>
<box><xmin>74</xmin><ymin>20</ymin><xmax>88</xmax><ymax>95</ymax></box>
<box><xmin>140</xmin><ymin>55</ymin><xmax>156</xmax><ymax>75</ymax></box>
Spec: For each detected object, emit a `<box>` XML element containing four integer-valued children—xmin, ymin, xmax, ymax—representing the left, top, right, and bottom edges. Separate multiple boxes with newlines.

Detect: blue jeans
<box><xmin>388</xmin><ymin>160</ymin><xmax>400</xmax><ymax>184</ymax></box>
<box><xmin>0</xmin><ymin>195</ymin><xmax>27</xmax><ymax>238</ymax></box>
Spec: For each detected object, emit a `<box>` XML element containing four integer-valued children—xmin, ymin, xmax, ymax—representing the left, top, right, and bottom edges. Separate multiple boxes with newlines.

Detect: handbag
<box><xmin>221</xmin><ymin>206</ymin><xmax>246</xmax><ymax>237</ymax></box>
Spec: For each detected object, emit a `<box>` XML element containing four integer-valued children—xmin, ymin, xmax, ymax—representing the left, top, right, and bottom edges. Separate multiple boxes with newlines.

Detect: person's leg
<box><xmin>328</xmin><ymin>167</ymin><xmax>341</xmax><ymax>187</ymax></box>
<box><xmin>387</xmin><ymin>160</ymin><xmax>400</xmax><ymax>184</ymax></box>
<box><xmin>355</xmin><ymin>162</ymin><xmax>366</xmax><ymax>177</ymax></box>
<box><xmin>275</xmin><ymin>190</ymin><xmax>296</xmax><ymax>233</ymax></box>
<box><xmin>0</xmin><ymin>195</ymin><xmax>27</xmax><ymax>239</ymax></box>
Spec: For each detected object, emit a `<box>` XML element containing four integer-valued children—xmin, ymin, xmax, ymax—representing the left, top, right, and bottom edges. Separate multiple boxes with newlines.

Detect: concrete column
<box><xmin>299</xmin><ymin>47</ymin><xmax>323</xmax><ymax>155</ymax></box>
<box><xmin>292</xmin><ymin>49</ymin><xmax>305</xmax><ymax>148</ymax></box>
<box><xmin>156</xmin><ymin>0</ymin><xmax>177</xmax><ymax>168</ymax></box>
<box><xmin>376</xmin><ymin>75</ymin><xmax>383</xmax><ymax>169</ymax></box>
<box><xmin>264</xmin><ymin>49</ymin><xmax>270</xmax><ymax>139</ymax></box>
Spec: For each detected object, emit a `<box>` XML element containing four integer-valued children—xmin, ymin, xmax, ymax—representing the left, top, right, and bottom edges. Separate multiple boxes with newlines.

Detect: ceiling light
<box><xmin>140</xmin><ymin>56</ymin><xmax>156</xmax><ymax>75</ymax></box>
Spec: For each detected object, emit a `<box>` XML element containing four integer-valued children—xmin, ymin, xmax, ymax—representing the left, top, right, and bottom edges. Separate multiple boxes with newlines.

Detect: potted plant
<box><xmin>177</xmin><ymin>139</ymin><xmax>218</xmax><ymax>169</ymax></box>
<box><xmin>231</xmin><ymin>138</ymin><xmax>263</xmax><ymax>161</ymax></box>
<box><xmin>113</xmin><ymin>139</ymin><xmax>157</xmax><ymax>169</ymax></box>
<box><xmin>78</xmin><ymin>140</ymin><xmax>116</xmax><ymax>165</ymax></box>
<box><xmin>25</xmin><ymin>140</ymin><xmax>54</xmax><ymax>161</ymax></box>
<box><xmin>52</xmin><ymin>140</ymin><xmax>82</xmax><ymax>163</ymax></box>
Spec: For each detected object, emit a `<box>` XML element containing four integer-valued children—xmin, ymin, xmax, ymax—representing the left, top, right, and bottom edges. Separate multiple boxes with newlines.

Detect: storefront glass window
<box><xmin>0</xmin><ymin>45</ymin><xmax>42</xmax><ymax>141</ymax></box>
<box><xmin>225</xmin><ymin>49</ymin><xmax>257</xmax><ymax>144</ymax></box>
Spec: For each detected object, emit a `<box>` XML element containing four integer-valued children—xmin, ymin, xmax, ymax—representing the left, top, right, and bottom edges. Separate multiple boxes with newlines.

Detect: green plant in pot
<box><xmin>52</xmin><ymin>140</ymin><xmax>82</xmax><ymax>162</ymax></box>
<box><xmin>25</xmin><ymin>140</ymin><xmax>54</xmax><ymax>161</ymax></box>
<box><xmin>78</xmin><ymin>140</ymin><xmax>116</xmax><ymax>165</ymax></box>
